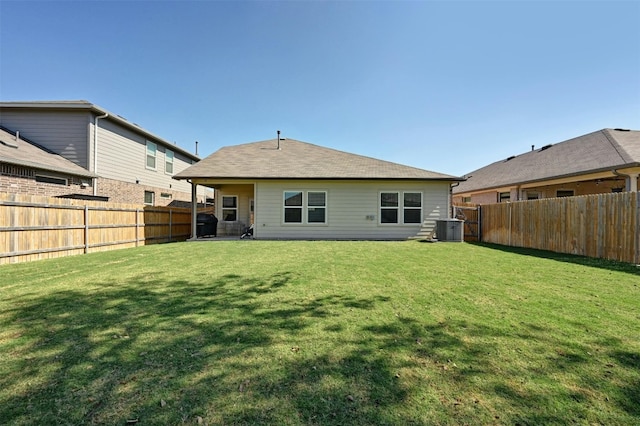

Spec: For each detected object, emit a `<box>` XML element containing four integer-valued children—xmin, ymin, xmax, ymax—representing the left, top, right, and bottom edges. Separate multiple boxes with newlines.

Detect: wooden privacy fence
<box><xmin>480</xmin><ymin>192</ymin><xmax>639</xmax><ymax>264</ymax></box>
<box><xmin>0</xmin><ymin>193</ymin><xmax>192</xmax><ymax>264</ymax></box>
<box><xmin>453</xmin><ymin>204</ymin><xmax>480</xmax><ymax>242</ymax></box>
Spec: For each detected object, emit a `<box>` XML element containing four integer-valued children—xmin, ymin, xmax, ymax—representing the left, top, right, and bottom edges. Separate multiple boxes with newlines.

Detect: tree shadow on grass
<box><xmin>1</xmin><ymin>269</ymin><xmax>639</xmax><ymax>425</ymax></box>
<box><xmin>474</xmin><ymin>242</ymin><xmax>640</xmax><ymax>276</ymax></box>
<box><xmin>0</xmin><ymin>271</ymin><xmax>409</xmax><ymax>425</ymax></box>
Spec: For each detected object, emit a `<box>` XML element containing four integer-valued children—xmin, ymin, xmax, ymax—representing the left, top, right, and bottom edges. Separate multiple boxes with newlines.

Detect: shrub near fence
<box><xmin>481</xmin><ymin>192</ymin><xmax>639</xmax><ymax>264</ymax></box>
<box><xmin>0</xmin><ymin>193</ymin><xmax>192</xmax><ymax>265</ymax></box>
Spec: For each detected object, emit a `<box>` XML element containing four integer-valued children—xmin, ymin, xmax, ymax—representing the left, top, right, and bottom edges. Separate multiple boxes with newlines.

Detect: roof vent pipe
<box><xmin>277</xmin><ymin>130</ymin><xmax>281</xmax><ymax>150</ymax></box>
<box><xmin>531</xmin><ymin>145</ymin><xmax>534</xmax><ymax>151</ymax></box>
<box><xmin>16</xmin><ymin>131</ymin><xmax>19</xmax><ymax>142</ymax></box>
<box><xmin>195</xmin><ymin>141</ymin><xmax>199</xmax><ymax>156</ymax></box>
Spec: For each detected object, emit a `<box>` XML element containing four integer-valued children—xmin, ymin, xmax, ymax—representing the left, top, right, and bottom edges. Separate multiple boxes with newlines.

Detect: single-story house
<box><xmin>0</xmin><ymin>126</ymin><xmax>97</xmax><ymax>198</ymax></box>
<box><xmin>0</xmin><ymin>100</ymin><xmax>211</xmax><ymax>206</ymax></box>
<box><xmin>174</xmin><ymin>137</ymin><xmax>464</xmax><ymax>240</ymax></box>
<box><xmin>453</xmin><ymin>128</ymin><xmax>640</xmax><ymax>204</ymax></box>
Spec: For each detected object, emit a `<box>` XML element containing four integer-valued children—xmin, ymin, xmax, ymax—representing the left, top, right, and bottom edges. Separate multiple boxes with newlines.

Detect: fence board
<box><xmin>480</xmin><ymin>192</ymin><xmax>638</xmax><ymax>264</ymax></box>
<box><xmin>0</xmin><ymin>193</ymin><xmax>194</xmax><ymax>264</ymax></box>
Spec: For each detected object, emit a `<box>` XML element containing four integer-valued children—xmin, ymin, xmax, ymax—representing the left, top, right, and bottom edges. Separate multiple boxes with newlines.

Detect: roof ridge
<box><xmin>236</xmin><ymin>137</ymin><xmax>453</xmax><ymax>175</ymax></box>
<box><xmin>601</xmin><ymin>128</ymin><xmax>633</xmax><ymax>164</ymax></box>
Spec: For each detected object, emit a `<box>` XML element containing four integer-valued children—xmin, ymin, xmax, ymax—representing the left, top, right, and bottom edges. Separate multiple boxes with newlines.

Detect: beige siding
<box><xmin>254</xmin><ymin>180</ymin><xmax>450</xmax><ymax>240</ymax></box>
<box><xmin>93</xmin><ymin>120</ymin><xmax>193</xmax><ymax>194</ymax></box>
<box><xmin>0</xmin><ymin>110</ymin><xmax>91</xmax><ymax>168</ymax></box>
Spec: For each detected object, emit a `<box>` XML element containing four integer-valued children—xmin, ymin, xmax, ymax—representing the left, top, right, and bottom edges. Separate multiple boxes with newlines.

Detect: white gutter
<box><xmin>93</xmin><ymin>112</ymin><xmax>109</xmax><ymax>195</ymax></box>
<box><xmin>612</xmin><ymin>169</ymin><xmax>639</xmax><ymax>193</ymax></box>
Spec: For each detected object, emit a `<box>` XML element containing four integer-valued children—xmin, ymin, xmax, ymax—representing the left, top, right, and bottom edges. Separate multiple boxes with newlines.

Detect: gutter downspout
<box><xmin>612</xmin><ymin>169</ymin><xmax>639</xmax><ymax>193</ymax></box>
<box><xmin>93</xmin><ymin>112</ymin><xmax>109</xmax><ymax>196</ymax></box>
<box><xmin>188</xmin><ymin>180</ymin><xmax>197</xmax><ymax>240</ymax></box>
<box><xmin>450</xmin><ymin>182</ymin><xmax>460</xmax><ymax>218</ymax></box>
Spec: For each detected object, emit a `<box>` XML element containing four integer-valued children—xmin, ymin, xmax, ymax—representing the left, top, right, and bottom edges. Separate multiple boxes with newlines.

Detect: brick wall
<box><xmin>1</xmin><ymin>173</ymin><xmax>194</xmax><ymax>207</ymax></box>
<box><xmin>0</xmin><ymin>174</ymin><xmax>90</xmax><ymax>197</ymax></box>
<box><xmin>96</xmin><ymin>177</ymin><xmax>193</xmax><ymax>206</ymax></box>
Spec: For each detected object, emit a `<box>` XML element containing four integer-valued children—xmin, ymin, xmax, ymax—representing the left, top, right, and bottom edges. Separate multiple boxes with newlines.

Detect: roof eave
<box><xmin>1</xmin><ymin>158</ymin><xmax>96</xmax><ymax>178</ymax></box>
<box><xmin>174</xmin><ymin>175</ymin><xmax>465</xmax><ymax>181</ymax></box>
<box><xmin>454</xmin><ymin>162</ymin><xmax>640</xmax><ymax>194</ymax></box>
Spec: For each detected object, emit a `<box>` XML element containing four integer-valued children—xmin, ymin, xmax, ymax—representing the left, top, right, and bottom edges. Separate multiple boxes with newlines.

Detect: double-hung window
<box><xmin>284</xmin><ymin>191</ymin><xmax>327</xmax><ymax>224</ymax></box>
<box><xmin>222</xmin><ymin>196</ymin><xmax>238</xmax><ymax>221</ymax></box>
<box><xmin>403</xmin><ymin>192</ymin><xmax>422</xmax><ymax>223</ymax></box>
<box><xmin>146</xmin><ymin>141</ymin><xmax>157</xmax><ymax>170</ymax></box>
<box><xmin>380</xmin><ymin>192</ymin><xmax>399</xmax><ymax>223</ymax></box>
<box><xmin>380</xmin><ymin>192</ymin><xmax>422</xmax><ymax>224</ymax></box>
<box><xmin>307</xmin><ymin>191</ymin><xmax>326</xmax><ymax>223</ymax></box>
<box><xmin>284</xmin><ymin>191</ymin><xmax>303</xmax><ymax>223</ymax></box>
<box><xmin>165</xmin><ymin>149</ymin><xmax>174</xmax><ymax>174</ymax></box>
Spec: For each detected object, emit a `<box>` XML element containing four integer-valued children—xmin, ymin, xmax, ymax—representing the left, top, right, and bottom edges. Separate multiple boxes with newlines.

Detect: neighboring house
<box><xmin>0</xmin><ymin>100</ymin><xmax>211</xmax><ymax>205</ymax></box>
<box><xmin>0</xmin><ymin>126</ymin><xmax>97</xmax><ymax>197</ymax></box>
<box><xmin>174</xmin><ymin>137</ymin><xmax>463</xmax><ymax>239</ymax></box>
<box><xmin>453</xmin><ymin>128</ymin><xmax>640</xmax><ymax>204</ymax></box>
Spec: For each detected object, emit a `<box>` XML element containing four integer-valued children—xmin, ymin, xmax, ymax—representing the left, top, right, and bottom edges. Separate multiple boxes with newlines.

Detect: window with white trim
<box><xmin>146</xmin><ymin>141</ymin><xmax>157</xmax><ymax>170</ymax></box>
<box><xmin>144</xmin><ymin>191</ymin><xmax>155</xmax><ymax>206</ymax></box>
<box><xmin>380</xmin><ymin>192</ymin><xmax>399</xmax><ymax>223</ymax></box>
<box><xmin>307</xmin><ymin>191</ymin><xmax>326</xmax><ymax>223</ymax></box>
<box><xmin>222</xmin><ymin>196</ymin><xmax>238</xmax><ymax>221</ymax></box>
<box><xmin>283</xmin><ymin>191</ymin><xmax>327</xmax><ymax>224</ymax></box>
<box><xmin>403</xmin><ymin>192</ymin><xmax>422</xmax><ymax>223</ymax></box>
<box><xmin>165</xmin><ymin>149</ymin><xmax>174</xmax><ymax>174</ymax></box>
<box><xmin>380</xmin><ymin>191</ymin><xmax>422</xmax><ymax>224</ymax></box>
<box><xmin>284</xmin><ymin>191</ymin><xmax>303</xmax><ymax>223</ymax></box>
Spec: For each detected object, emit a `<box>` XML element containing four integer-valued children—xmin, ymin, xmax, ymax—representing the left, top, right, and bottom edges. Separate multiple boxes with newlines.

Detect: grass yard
<box><xmin>0</xmin><ymin>241</ymin><xmax>638</xmax><ymax>425</ymax></box>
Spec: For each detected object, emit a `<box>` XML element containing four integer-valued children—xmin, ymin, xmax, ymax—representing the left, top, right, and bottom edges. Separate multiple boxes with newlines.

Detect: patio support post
<box><xmin>190</xmin><ymin>181</ymin><xmax>197</xmax><ymax>240</ymax></box>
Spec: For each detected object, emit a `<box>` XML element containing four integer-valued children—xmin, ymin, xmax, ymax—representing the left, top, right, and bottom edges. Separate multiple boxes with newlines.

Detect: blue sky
<box><xmin>1</xmin><ymin>0</ymin><xmax>639</xmax><ymax>176</ymax></box>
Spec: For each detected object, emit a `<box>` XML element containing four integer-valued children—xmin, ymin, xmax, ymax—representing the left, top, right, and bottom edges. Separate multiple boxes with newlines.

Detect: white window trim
<box><xmin>403</xmin><ymin>192</ymin><xmax>423</xmax><ymax>224</ymax></box>
<box><xmin>144</xmin><ymin>190</ymin><xmax>155</xmax><ymax>206</ymax></box>
<box><xmin>165</xmin><ymin>149</ymin><xmax>174</xmax><ymax>175</ymax></box>
<box><xmin>379</xmin><ymin>191</ymin><xmax>399</xmax><ymax>225</ymax></box>
<box><xmin>379</xmin><ymin>191</ymin><xmax>423</xmax><ymax>225</ymax></box>
<box><xmin>221</xmin><ymin>195</ymin><xmax>238</xmax><ymax>222</ymax></box>
<box><xmin>283</xmin><ymin>190</ymin><xmax>328</xmax><ymax>225</ymax></box>
<box><xmin>146</xmin><ymin>141</ymin><xmax>157</xmax><ymax>171</ymax></box>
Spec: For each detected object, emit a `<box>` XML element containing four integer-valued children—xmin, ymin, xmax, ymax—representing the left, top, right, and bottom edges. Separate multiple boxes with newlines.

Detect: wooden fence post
<box><xmin>84</xmin><ymin>205</ymin><xmax>89</xmax><ymax>254</ymax></box>
<box><xmin>136</xmin><ymin>208</ymin><xmax>140</xmax><ymax>247</ymax></box>
<box><xmin>169</xmin><ymin>209</ymin><xmax>173</xmax><ymax>242</ymax></box>
<box><xmin>635</xmin><ymin>192</ymin><xmax>639</xmax><ymax>265</ymax></box>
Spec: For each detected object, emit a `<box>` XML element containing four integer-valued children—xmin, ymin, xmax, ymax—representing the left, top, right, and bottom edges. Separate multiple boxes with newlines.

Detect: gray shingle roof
<box><xmin>453</xmin><ymin>129</ymin><xmax>640</xmax><ymax>193</ymax></box>
<box><xmin>0</xmin><ymin>127</ymin><xmax>94</xmax><ymax>178</ymax></box>
<box><xmin>174</xmin><ymin>138</ymin><xmax>462</xmax><ymax>181</ymax></box>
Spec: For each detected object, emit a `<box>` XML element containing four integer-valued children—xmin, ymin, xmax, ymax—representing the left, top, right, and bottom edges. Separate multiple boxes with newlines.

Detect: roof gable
<box><xmin>0</xmin><ymin>127</ymin><xmax>94</xmax><ymax>177</ymax></box>
<box><xmin>454</xmin><ymin>129</ymin><xmax>640</xmax><ymax>193</ymax></box>
<box><xmin>175</xmin><ymin>138</ymin><xmax>462</xmax><ymax>180</ymax></box>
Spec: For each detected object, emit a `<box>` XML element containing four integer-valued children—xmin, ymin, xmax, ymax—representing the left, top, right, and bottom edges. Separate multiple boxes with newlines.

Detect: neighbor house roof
<box><xmin>174</xmin><ymin>138</ymin><xmax>463</xmax><ymax>181</ymax></box>
<box><xmin>0</xmin><ymin>100</ymin><xmax>200</xmax><ymax>161</ymax></box>
<box><xmin>454</xmin><ymin>128</ymin><xmax>640</xmax><ymax>194</ymax></box>
<box><xmin>0</xmin><ymin>126</ymin><xmax>95</xmax><ymax>178</ymax></box>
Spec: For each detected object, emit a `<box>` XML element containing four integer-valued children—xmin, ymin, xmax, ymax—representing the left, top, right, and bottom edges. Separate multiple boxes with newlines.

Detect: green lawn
<box><xmin>0</xmin><ymin>241</ymin><xmax>638</xmax><ymax>425</ymax></box>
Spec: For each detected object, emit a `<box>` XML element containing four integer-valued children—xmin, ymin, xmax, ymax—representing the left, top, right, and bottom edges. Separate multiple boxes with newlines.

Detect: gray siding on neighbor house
<box><xmin>93</xmin><ymin>119</ymin><xmax>194</xmax><ymax>194</ymax></box>
<box><xmin>0</xmin><ymin>110</ymin><xmax>91</xmax><ymax>168</ymax></box>
<box><xmin>253</xmin><ymin>180</ymin><xmax>450</xmax><ymax>240</ymax></box>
